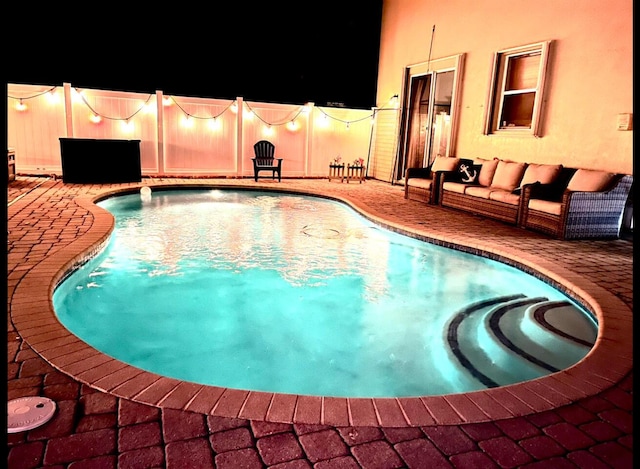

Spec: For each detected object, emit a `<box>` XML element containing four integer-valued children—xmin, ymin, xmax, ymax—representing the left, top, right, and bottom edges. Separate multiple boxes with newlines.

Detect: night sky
<box><xmin>6</xmin><ymin>2</ymin><xmax>383</xmax><ymax>109</ymax></box>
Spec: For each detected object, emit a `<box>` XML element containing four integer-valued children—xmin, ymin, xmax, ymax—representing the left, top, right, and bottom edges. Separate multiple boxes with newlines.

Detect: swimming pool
<box><xmin>53</xmin><ymin>188</ymin><xmax>597</xmax><ymax>398</ymax></box>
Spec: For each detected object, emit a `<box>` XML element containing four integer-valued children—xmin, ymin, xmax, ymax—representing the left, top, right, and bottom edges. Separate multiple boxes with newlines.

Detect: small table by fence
<box><xmin>346</xmin><ymin>164</ymin><xmax>366</xmax><ymax>183</ymax></box>
<box><xmin>8</xmin><ymin>148</ymin><xmax>16</xmax><ymax>183</ymax></box>
<box><xmin>328</xmin><ymin>164</ymin><xmax>345</xmax><ymax>182</ymax></box>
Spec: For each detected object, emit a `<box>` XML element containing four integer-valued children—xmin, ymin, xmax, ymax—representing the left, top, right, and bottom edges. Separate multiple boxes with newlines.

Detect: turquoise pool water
<box><xmin>53</xmin><ymin>189</ymin><xmax>597</xmax><ymax>397</ymax></box>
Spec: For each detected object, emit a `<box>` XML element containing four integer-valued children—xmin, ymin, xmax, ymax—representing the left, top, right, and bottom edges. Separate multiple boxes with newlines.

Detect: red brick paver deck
<box><xmin>7</xmin><ymin>176</ymin><xmax>632</xmax><ymax>468</ymax></box>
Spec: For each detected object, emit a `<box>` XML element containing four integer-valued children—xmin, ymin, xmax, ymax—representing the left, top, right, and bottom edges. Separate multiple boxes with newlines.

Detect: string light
<box><xmin>263</xmin><ymin>124</ymin><xmax>274</xmax><ymax>136</ymax></box>
<box><xmin>10</xmin><ymin>84</ymin><xmax>400</xmax><ymax>129</ymax></box>
<box><xmin>121</xmin><ymin>119</ymin><xmax>134</xmax><ymax>132</ymax></box>
<box><xmin>207</xmin><ymin>117</ymin><xmax>222</xmax><ymax>131</ymax></box>
<box><xmin>77</xmin><ymin>89</ymin><xmax>153</xmax><ymax>124</ymax></box>
<box><xmin>46</xmin><ymin>89</ymin><xmax>60</xmax><ymax>105</ymax></box>
<box><xmin>8</xmin><ymin>85</ymin><xmax>58</xmax><ymax>111</ymax></box>
<box><xmin>181</xmin><ymin>114</ymin><xmax>194</xmax><ymax>128</ymax></box>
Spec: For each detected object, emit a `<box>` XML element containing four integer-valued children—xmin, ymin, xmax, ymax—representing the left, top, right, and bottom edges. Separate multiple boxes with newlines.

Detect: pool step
<box><xmin>445</xmin><ymin>294</ymin><xmax>528</xmax><ymax>388</ymax></box>
<box><xmin>446</xmin><ymin>296</ymin><xmax>597</xmax><ymax>388</ymax></box>
<box><xmin>488</xmin><ymin>300</ymin><xmax>597</xmax><ymax>374</ymax></box>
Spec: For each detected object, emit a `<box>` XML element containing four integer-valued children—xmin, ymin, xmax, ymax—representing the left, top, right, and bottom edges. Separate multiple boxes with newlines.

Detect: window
<box><xmin>484</xmin><ymin>41</ymin><xmax>551</xmax><ymax>136</ymax></box>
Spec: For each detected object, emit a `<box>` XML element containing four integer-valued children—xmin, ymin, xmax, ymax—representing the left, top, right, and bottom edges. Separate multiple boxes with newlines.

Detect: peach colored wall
<box><xmin>376</xmin><ymin>0</ymin><xmax>632</xmax><ymax>174</ymax></box>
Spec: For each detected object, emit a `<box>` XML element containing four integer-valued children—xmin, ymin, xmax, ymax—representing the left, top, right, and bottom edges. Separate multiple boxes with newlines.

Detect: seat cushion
<box><xmin>431</xmin><ymin>156</ymin><xmax>461</xmax><ymax>172</ymax></box>
<box><xmin>489</xmin><ymin>190</ymin><xmax>521</xmax><ymax>205</ymax></box>
<box><xmin>475</xmin><ymin>158</ymin><xmax>499</xmax><ymax>187</ymax></box>
<box><xmin>464</xmin><ymin>186</ymin><xmax>493</xmax><ymax>199</ymax></box>
<box><xmin>407</xmin><ymin>178</ymin><xmax>432</xmax><ymax>190</ymax></box>
<box><xmin>491</xmin><ymin>160</ymin><xmax>527</xmax><ymax>191</ymax></box>
<box><xmin>567</xmin><ymin>169</ymin><xmax>617</xmax><ymax>192</ymax></box>
<box><xmin>528</xmin><ymin>198</ymin><xmax>562</xmax><ymax>216</ymax></box>
<box><xmin>442</xmin><ymin>181</ymin><xmax>468</xmax><ymax>194</ymax></box>
<box><xmin>519</xmin><ymin>163</ymin><xmax>563</xmax><ymax>187</ymax></box>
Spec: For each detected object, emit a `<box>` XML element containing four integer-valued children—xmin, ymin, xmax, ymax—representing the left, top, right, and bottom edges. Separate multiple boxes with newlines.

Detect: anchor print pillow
<box><xmin>457</xmin><ymin>159</ymin><xmax>481</xmax><ymax>184</ymax></box>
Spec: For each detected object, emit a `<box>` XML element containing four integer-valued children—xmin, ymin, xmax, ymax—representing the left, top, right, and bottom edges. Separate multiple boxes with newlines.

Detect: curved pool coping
<box><xmin>10</xmin><ymin>183</ymin><xmax>633</xmax><ymax>427</ymax></box>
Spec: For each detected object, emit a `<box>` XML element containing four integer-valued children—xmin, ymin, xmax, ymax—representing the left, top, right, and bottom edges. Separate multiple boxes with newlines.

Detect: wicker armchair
<box><xmin>520</xmin><ymin>173</ymin><xmax>633</xmax><ymax>240</ymax></box>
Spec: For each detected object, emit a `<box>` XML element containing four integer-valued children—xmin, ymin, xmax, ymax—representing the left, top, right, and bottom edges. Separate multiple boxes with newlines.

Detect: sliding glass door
<box><xmin>397</xmin><ymin>70</ymin><xmax>454</xmax><ymax>181</ymax></box>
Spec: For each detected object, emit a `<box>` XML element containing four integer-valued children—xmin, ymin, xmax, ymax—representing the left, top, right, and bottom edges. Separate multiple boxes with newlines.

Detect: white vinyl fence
<box><xmin>7</xmin><ymin>83</ymin><xmax>385</xmax><ymax>179</ymax></box>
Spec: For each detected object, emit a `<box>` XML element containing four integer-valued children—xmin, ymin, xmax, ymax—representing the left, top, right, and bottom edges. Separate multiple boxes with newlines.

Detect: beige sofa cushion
<box><xmin>442</xmin><ymin>181</ymin><xmax>467</xmax><ymax>194</ymax></box>
<box><xmin>407</xmin><ymin>178</ymin><xmax>432</xmax><ymax>190</ymax></box>
<box><xmin>489</xmin><ymin>190</ymin><xmax>521</xmax><ymax>205</ymax></box>
<box><xmin>465</xmin><ymin>186</ymin><xmax>493</xmax><ymax>199</ymax></box>
<box><xmin>567</xmin><ymin>169</ymin><xmax>617</xmax><ymax>192</ymax></box>
<box><xmin>529</xmin><ymin>198</ymin><xmax>562</xmax><ymax>216</ymax></box>
<box><xmin>519</xmin><ymin>163</ymin><xmax>563</xmax><ymax>187</ymax></box>
<box><xmin>491</xmin><ymin>160</ymin><xmax>527</xmax><ymax>191</ymax></box>
<box><xmin>431</xmin><ymin>156</ymin><xmax>460</xmax><ymax>172</ymax></box>
<box><xmin>475</xmin><ymin>158</ymin><xmax>499</xmax><ymax>187</ymax></box>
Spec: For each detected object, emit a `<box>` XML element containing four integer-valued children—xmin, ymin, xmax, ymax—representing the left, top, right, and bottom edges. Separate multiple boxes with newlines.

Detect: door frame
<box><xmin>393</xmin><ymin>53</ymin><xmax>465</xmax><ymax>183</ymax></box>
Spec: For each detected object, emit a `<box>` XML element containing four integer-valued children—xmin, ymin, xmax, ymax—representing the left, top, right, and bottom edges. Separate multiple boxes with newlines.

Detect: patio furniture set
<box><xmin>405</xmin><ymin>155</ymin><xmax>633</xmax><ymax>240</ymax></box>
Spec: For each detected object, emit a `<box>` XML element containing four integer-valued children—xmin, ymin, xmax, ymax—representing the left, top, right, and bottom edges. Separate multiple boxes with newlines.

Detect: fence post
<box><xmin>305</xmin><ymin>102</ymin><xmax>314</xmax><ymax>177</ymax></box>
<box><xmin>156</xmin><ymin>90</ymin><xmax>165</xmax><ymax>176</ymax></box>
<box><xmin>63</xmin><ymin>83</ymin><xmax>73</xmax><ymax>138</ymax></box>
<box><xmin>236</xmin><ymin>97</ymin><xmax>243</xmax><ymax>177</ymax></box>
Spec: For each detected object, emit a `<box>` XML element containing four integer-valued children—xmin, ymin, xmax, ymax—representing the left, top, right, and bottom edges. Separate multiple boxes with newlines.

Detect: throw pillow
<box><xmin>567</xmin><ymin>169</ymin><xmax>617</xmax><ymax>192</ymax></box>
<box><xmin>491</xmin><ymin>160</ymin><xmax>527</xmax><ymax>192</ymax></box>
<box><xmin>431</xmin><ymin>156</ymin><xmax>461</xmax><ymax>172</ymax></box>
<box><xmin>475</xmin><ymin>158</ymin><xmax>499</xmax><ymax>186</ymax></box>
<box><xmin>519</xmin><ymin>163</ymin><xmax>563</xmax><ymax>187</ymax></box>
<box><xmin>458</xmin><ymin>160</ymin><xmax>480</xmax><ymax>183</ymax></box>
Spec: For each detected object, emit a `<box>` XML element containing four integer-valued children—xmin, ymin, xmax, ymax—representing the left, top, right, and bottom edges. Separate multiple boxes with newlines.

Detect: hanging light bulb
<box><xmin>90</xmin><ymin>113</ymin><xmax>102</xmax><ymax>124</ymax></box>
<box><xmin>230</xmin><ymin>101</ymin><xmax>238</xmax><ymax>114</ymax></box>
<box><xmin>208</xmin><ymin>116</ymin><xmax>221</xmax><ymax>131</ymax></box>
<box><xmin>16</xmin><ymin>99</ymin><xmax>27</xmax><ymax>111</ymax></box>
<box><xmin>46</xmin><ymin>89</ymin><xmax>60</xmax><ymax>105</ymax></box>
<box><xmin>162</xmin><ymin>96</ymin><xmax>173</xmax><ymax>107</ymax></box>
<box><xmin>121</xmin><ymin>119</ymin><xmax>134</xmax><ymax>132</ymax></box>
<box><xmin>181</xmin><ymin>114</ymin><xmax>194</xmax><ymax>128</ymax></box>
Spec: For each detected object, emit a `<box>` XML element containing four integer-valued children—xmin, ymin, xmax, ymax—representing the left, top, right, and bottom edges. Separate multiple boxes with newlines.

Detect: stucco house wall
<box><xmin>370</xmin><ymin>0</ymin><xmax>632</xmax><ymax>181</ymax></box>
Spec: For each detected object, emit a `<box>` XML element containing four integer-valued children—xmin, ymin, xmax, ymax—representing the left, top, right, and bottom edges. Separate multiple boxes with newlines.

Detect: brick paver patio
<box><xmin>7</xmin><ymin>176</ymin><xmax>632</xmax><ymax>468</ymax></box>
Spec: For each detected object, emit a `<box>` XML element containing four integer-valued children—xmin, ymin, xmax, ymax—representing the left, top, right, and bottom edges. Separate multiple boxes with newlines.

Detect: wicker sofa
<box><xmin>405</xmin><ymin>156</ymin><xmax>632</xmax><ymax>240</ymax></box>
<box><xmin>439</xmin><ymin>158</ymin><xmax>565</xmax><ymax>225</ymax></box>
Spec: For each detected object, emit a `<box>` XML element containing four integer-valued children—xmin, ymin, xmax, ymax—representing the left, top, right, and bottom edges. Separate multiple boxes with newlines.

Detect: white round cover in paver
<box><xmin>7</xmin><ymin>396</ymin><xmax>57</xmax><ymax>433</ymax></box>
